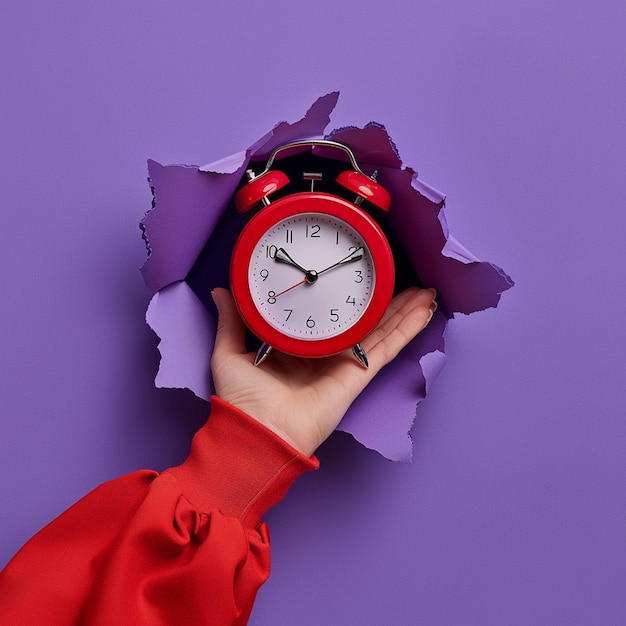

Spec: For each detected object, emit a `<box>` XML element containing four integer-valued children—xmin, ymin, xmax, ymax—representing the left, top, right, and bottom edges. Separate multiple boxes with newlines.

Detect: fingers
<box><xmin>211</xmin><ymin>288</ymin><xmax>248</xmax><ymax>361</ymax></box>
<box><xmin>210</xmin><ymin>285</ymin><xmax>435</xmax><ymax>384</ymax></box>
<box><xmin>362</xmin><ymin>287</ymin><xmax>437</xmax><ymax>374</ymax></box>
<box><xmin>310</xmin><ymin>287</ymin><xmax>436</xmax><ymax>421</ymax></box>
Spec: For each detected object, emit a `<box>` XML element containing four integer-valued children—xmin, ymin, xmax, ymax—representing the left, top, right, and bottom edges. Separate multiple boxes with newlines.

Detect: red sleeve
<box><xmin>0</xmin><ymin>396</ymin><xmax>318</xmax><ymax>625</ymax></box>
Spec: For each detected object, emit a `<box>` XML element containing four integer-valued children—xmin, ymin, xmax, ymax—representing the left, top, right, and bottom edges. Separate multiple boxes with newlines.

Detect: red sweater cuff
<box><xmin>166</xmin><ymin>396</ymin><xmax>319</xmax><ymax>527</ymax></box>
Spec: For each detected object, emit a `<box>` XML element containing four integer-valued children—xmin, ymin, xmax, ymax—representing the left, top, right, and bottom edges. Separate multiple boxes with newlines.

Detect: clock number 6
<box><xmin>306</xmin><ymin>316</ymin><xmax>316</xmax><ymax>328</ymax></box>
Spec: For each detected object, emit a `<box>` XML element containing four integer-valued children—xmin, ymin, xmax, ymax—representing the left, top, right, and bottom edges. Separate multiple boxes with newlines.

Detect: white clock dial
<box><xmin>248</xmin><ymin>212</ymin><xmax>375</xmax><ymax>340</ymax></box>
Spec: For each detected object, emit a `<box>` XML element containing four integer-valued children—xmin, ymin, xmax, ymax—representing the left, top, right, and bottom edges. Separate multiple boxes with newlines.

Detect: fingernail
<box><xmin>427</xmin><ymin>288</ymin><xmax>438</xmax><ymax>313</ymax></box>
<box><xmin>211</xmin><ymin>289</ymin><xmax>220</xmax><ymax>310</ymax></box>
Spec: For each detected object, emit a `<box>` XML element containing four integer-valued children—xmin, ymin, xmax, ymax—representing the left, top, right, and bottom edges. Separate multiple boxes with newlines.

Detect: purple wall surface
<box><xmin>1</xmin><ymin>2</ymin><xmax>624</xmax><ymax>624</ymax></box>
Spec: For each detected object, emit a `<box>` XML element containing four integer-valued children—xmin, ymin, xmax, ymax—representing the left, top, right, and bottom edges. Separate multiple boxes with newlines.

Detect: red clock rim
<box><xmin>230</xmin><ymin>192</ymin><xmax>395</xmax><ymax>358</ymax></box>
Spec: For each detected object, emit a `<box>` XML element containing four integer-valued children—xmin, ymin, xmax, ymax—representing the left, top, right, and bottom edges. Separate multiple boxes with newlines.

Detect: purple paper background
<box><xmin>142</xmin><ymin>101</ymin><xmax>513</xmax><ymax>462</ymax></box>
<box><xmin>1</xmin><ymin>2</ymin><xmax>624</xmax><ymax>624</ymax></box>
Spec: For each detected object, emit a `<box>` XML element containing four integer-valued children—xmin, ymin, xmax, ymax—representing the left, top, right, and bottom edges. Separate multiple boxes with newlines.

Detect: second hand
<box><xmin>274</xmin><ymin>278</ymin><xmax>308</xmax><ymax>298</ymax></box>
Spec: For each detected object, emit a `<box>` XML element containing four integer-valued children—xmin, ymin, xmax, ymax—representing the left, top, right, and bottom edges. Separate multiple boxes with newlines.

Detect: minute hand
<box><xmin>318</xmin><ymin>247</ymin><xmax>364</xmax><ymax>276</ymax></box>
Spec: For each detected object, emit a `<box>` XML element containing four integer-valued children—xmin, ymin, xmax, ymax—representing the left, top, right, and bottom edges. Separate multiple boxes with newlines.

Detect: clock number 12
<box><xmin>305</xmin><ymin>224</ymin><xmax>321</xmax><ymax>238</ymax></box>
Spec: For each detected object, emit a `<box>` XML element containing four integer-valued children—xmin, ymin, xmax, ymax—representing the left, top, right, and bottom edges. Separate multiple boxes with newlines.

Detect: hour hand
<box><xmin>275</xmin><ymin>248</ymin><xmax>318</xmax><ymax>284</ymax></box>
<box><xmin>275</xmin><ymin>247</ymin><xmax>306</xmax><ymax>272</ymax></box>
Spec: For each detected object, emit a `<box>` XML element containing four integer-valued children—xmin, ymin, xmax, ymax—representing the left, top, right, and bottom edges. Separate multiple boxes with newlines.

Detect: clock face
<box><xmin>231</xmin><ymin>192</ymin><xmax>394</xmax><ymax>358</ymax></box>
<box><xmin>248</xmin><ymin>212</ymin><xmax>374</xmax><ymax>339</ymax></box>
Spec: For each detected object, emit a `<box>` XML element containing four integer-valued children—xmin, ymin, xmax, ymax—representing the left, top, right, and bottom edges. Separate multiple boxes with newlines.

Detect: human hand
<box><xmin>210</xmin><ymin>287</ymin><xmax>437</xmax><ymax>457</ymax></box>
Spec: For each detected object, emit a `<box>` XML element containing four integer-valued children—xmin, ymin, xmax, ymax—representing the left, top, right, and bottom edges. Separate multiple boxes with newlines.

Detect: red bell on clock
<box><xmin>230</xmin><ymin>140</ymin><xmax>394</xmax><ymax>367</ymax></box>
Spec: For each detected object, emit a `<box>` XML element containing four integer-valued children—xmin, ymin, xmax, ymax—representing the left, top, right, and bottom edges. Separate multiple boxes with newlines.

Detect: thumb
<box><xmin>211</xmin><ymin>288</ymin><xmax>248</xmax><ymax>361</ymax></box>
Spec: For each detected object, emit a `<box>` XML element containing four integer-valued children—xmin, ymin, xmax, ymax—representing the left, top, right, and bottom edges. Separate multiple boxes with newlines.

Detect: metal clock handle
<box><xmin>259</xmin><ymin>139</ymin><xmax>366</xmax><ymax>178</ymax></box>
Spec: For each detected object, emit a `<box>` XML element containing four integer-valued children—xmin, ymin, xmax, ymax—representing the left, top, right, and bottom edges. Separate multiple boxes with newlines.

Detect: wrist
<box><xmin>167</xmin><ymin>396</ymin><xmax>318</xmax><ymax>526</ymax></box>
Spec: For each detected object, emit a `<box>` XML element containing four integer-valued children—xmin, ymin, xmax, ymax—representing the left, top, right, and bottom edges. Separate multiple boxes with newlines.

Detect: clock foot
<box><xmin>352</xmin><ymin>343</ymin><xmax>369</xmax><ymax>369</ymax></box>
<box><xmin>254</xmin><ymin>342</ymin><xmax>273</xmax><ymax>366</ymax></box>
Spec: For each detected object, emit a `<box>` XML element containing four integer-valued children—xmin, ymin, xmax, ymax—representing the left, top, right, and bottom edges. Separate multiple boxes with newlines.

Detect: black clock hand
<box><xmin>275</xmin><ymin>248</ymin><xmax>318</xmax><ymax>284</ymax></box>
<box><xmin>318</xmin><ymin>247</ymin><xmax>364</xmax><ymax>276</ymax></box>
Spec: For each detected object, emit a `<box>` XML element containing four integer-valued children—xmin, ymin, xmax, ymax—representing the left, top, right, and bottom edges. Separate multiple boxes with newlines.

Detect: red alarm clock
<box><xmin>230</xmin><ymin>140</ymin><xmax>394</xmax><ymax>367</ymax></box>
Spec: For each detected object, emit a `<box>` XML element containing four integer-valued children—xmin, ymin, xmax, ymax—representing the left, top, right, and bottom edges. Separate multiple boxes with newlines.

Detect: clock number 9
<box><xmin>259</xmin><ymin>268</ymin><xmax>269</xmax><ymax>281</ymax></box>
